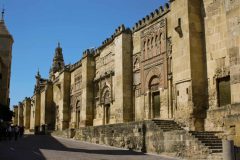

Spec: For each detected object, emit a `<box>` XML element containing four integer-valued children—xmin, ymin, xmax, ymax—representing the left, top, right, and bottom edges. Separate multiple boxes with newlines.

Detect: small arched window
<box><xmin>147</xmin><ymin>39</ymin><xmax>150</xmax><ymax>49</ymax></box>
<box><xmin>143</xmin><ymin>41</ymin><xmax>146</xmax><ymax>52</ymax></box>
<box><xmin>155</xmin><ymin>35</ymin><xmax>158</xmax><ymax>46</ymax></box>
<box><xmin>151</xmin><ymin>37</ymin><xmax>154</xmax><ymax>48</ymax></box>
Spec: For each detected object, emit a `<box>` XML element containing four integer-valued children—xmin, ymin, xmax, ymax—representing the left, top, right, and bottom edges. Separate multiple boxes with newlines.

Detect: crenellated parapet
<box><xmin>82</xmin><ymin>48</ymin><xmax>95</xmax><ymax>58</ymax></box>
<box><xmin>98</xmin><ymin>24</ymin><xmax>131</xmax><ymax>50</ymax></box>
<box><xmin>132</xmin><ymin>3</ymin><xmax>170</xmax><ymax>33</ymax></box>
<box><xmin>24</xmin><ymin>97</ymin><xmax>31</xmax><ymax>101</ymax></box>
<box><xmin>18</xmin><ymin>101</ymin><xmax>23</xmax><ymax>107</ymax></box>
<box><xmin>13</xmin><ymin>105</ymin><xmax>18</xmax><ymax>109</ymax></box>
<box><xmin>70</xmin><ymin>59</ymin><xmax>82</xmax><ymax>72</ymax></box>
<box><xmin>94</xmin><ymin>48</ymin><xmax>101</xmax><ymax>57</ymax></box>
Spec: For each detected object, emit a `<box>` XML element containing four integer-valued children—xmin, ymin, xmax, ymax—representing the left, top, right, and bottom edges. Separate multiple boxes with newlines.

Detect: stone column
<box><xmin>222</xmin><ymin>140</ymin><xmax>234</xmax><ymax>160</ymax></box>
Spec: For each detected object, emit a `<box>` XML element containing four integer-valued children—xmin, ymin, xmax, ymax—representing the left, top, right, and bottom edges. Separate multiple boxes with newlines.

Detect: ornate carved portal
<box><xmin>94</xmin><ymin>73</ymin><xmax>113</xmax><ymax>125</ymax></box>
<box><xmin>139</xmin><ymin>18</ymin><xmax>168</xmax><ymax>120</ymax></box>
<box><xmin>70</xmin><ymin>92</ymin><xmax>81</xmax><ymax>129</ymax></box>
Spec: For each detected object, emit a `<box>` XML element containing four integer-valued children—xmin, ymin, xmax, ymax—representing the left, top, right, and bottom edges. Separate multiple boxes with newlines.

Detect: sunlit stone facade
<box><xmin>14</xmin><ymin>0</ymin><xmax>240</xmax><ymax>147</ymax></box>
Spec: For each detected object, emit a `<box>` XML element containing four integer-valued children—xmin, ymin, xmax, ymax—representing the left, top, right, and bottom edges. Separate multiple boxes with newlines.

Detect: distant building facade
<box><xmin>12</xmin><ymin>105</ymin><xmax>18</xmax><ymax>125</ymax></box>
<box><xmin>15</xmin><ymin>0</ymin><xmax>240</xmax><ymax>147</ymax></box>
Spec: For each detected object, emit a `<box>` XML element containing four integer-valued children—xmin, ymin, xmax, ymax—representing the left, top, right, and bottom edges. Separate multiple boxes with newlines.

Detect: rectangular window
<box><xmin>217</xmin><ymin>76</ymin><xmax>231</xmax><ymax>107</ymax></box>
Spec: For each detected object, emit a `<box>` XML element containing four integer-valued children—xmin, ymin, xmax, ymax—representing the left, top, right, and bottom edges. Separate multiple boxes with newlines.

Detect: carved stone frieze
<box><xmin>141</xmin><ymin>19</ymin><xmax>167</xmax><ymax>62</ymax></box>
<box><xmin>141</xmin><ymin>19</ymin><xmax>166</xmax><ymax>36</ymax></box>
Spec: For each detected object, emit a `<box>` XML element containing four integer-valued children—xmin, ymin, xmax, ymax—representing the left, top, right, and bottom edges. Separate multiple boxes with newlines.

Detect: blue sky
<box><xmin>1</xmin><ymin>0</ymin><xmax>167</xmax><ymax>108</ymax></box>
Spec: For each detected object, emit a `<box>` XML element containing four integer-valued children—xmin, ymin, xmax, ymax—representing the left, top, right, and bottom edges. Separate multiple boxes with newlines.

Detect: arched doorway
<box><xmin>102</xmin><ymin>88</ymin><xmax>111</xmax><ymax>124</ymax></box>
<box><xmin>75</xmin><ymin>101</ymin><xmax>81</xmax><ymax>128</ymax></box>
<box><xmin>149</xmin><ymin>76</ymin><xmax>160</xmax><ymax>119</ymax></box>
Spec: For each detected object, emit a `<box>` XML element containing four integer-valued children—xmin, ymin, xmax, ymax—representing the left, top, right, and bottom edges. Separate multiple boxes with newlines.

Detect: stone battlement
<box><xmin>82</xmin><ymin>48</ymin><xmax>95</xmax><ymax>58</ymax></box>
<box><xmin>98</xmin><ymin>24</ymin><xmax>131</xmax><ymax>50</ymax></box>
<box><xmin>24</xmin><ymin>97</ymin><xmax>31</xmax><ymax>101</ymax></box>
<box><xmin>70</xmin><ymin>60</ymin><xmax>82</xmax><ymax>72</ymax></box>
<box><xmin>132</xmin><ymin>3</ymin><xmax>170</xmax><ymax>32</ymax></box>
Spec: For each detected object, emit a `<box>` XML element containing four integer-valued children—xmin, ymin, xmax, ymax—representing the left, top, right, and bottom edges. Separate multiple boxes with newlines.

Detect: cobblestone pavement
<box><xmin>0</xmin><ymin>135</ymin><xmax>179</xmax><ymax>160</ymax></box>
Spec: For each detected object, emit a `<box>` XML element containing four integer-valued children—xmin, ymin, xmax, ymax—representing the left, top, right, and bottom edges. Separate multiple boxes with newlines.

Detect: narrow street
<box><xmin>0</xmin><ymin>135</ymin><xmax>178</xmax><ymax>160</ymax></box>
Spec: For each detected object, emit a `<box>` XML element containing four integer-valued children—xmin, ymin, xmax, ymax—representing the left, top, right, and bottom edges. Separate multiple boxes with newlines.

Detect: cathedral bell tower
<box><xmin>0</xmin><ymin>9</ymin><xmax>14</xmax><ymax>107</ymax></box>
<box><xmin>49</xmin><ymin>42</ymin><xmax>65</xmax><ymax>80</ymax></box>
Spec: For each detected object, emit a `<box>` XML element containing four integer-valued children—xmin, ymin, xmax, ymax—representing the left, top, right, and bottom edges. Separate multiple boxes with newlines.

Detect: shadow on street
<box><xmin>0</xmin><ymin>135</ymin><xmax>148</xmax><ymax>160</ymax></box>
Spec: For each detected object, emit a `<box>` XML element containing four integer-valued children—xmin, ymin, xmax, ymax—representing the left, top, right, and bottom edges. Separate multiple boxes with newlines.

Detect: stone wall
<box><xmin>204</xmin><ymin>0</ymin><xmax>240</xmax><ymax>147</ymax></box>
<box><xmin>93</xmin><ymin>28</ymin><xmax>133</xmax><ymax>126</ymax></box>
<box><xmin>224</xmin><ymin>110</ymin><xmax>240</xmax><ymax>146</ymax></box>
<box><xmin>13</xmin><ymin>0</ymin><xmax>240</xmax><ymax>153</ymax></box>
<box><xmin>51</xmin><ymin>129</ymin><xmax>72</xmax><ymax>139</ymax></box>
<box><xmin>205</xmin><ymin>103</ymin><xmax>240</xmax><ymax>146</ymax></box>
<box><xmin>53</xmin><ymin>70</ymin><xmax>71</xmax><ymax>130</ymax></box>
<box><xmin>132</xmin><ymin>8</ymin><xmax>170</xmax><ymax>122</ymax></box>
<box><xmin>17</xmin><ymin>102</ymin><xmax>23</xmax><ymax>127</ymax></box>
<box><xmin>13</xmin><ymin>105</ymin><xmax>18</xmax><ymax>125</ymax></box>
<box><xmin>39</xmin><ymin>82</ymin><xmax>54</xmax><ymax>129</ymax></box>
<box><xmin>45</xmin><ymin>83</ymin><xmax>54</xmax><ymax>129</ymax></box>
<box><xmin>81</xmin><ymin>51</ymin><xmax>95</xmax><ymax>127</ymax></box>
<box><xmin>71</xmin><ymin>121</ymin><xmax>217</xmax><ymax>159</ymax></box>
<box><xmin>23</xmin><ymin>97</ymin><xmax>31</xmax><ymax>129</ymax></box>
<box><xmin>69</xmin><ymin>61</ymin><xmax>82</xmax><ymax>128</ymax></box>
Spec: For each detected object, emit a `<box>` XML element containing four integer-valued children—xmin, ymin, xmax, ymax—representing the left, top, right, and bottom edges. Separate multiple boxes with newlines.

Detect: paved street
<box><xmin>0</xmin><ymin>135</ymin><xmax>178</xmax><ymax>160</ymax></box>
